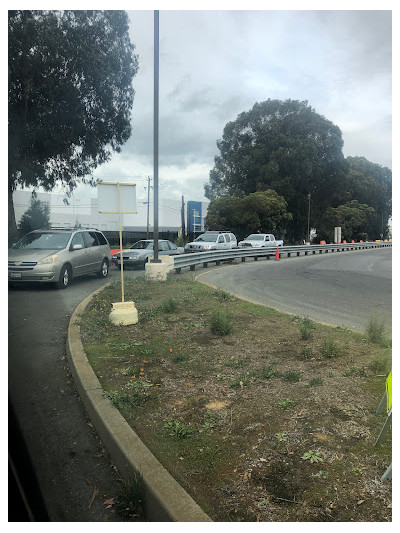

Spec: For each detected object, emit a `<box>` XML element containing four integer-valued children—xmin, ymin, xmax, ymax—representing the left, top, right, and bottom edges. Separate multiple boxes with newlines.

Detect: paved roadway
<box><xmin>8</xmin><ymin>267</ymin><xmax>141</xmax><ymax>521</ymax></box>
<box><xmin>196</xmin><ymin>247</ymin><xmax>392</xmax><ymax>336</ymax></box>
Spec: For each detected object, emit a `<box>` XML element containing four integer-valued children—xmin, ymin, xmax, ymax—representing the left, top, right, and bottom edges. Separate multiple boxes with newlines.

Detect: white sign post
<box><xmin>98</xmin><ymin>181</ymin><xmax>138</xmax><ymax>325</ymax></box>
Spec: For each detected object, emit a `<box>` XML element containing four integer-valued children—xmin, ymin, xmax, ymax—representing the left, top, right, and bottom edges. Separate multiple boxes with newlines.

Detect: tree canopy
<box><xmin>18</xmin><ymin>196</ymin><xmax>50</xmax><ymax>237</ymax></box>
<box><xmin>205</xmin><ymin>189</ymin><xmax>292</xmax><ymax>240</ymax></box>
<box><xmin>205</xmin><ymin>99</ymin><xmax>391</xmax><ymax>242</ymax></box>
<box><xmin>205</xmin><ymin>99</ymin><xmax>348</xmax><ymax>241</ymax></box>
<box><xmin>8</xmin><ymin>10</ymin><xmax>139</xmax><ymax>237</ymax></box>
<box><xmin>318</xmin><ymin>200</ymin><xmax>376</xmax><ymax>243</ymax></box>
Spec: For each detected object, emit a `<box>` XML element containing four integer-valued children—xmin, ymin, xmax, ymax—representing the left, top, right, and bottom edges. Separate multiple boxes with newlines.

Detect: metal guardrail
<box><xmin>173</xmin><ymin>241</ymin><xmax>392</xmax><ymax>273</ymax></box>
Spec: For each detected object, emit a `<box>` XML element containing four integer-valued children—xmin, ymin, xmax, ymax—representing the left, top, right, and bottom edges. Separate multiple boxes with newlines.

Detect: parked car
<box><xmin>8</xmin><ymin>228</ymin><xmax>111</xmax><ymax>289</ymax></box>
<box><xmin>184</xmin><ymin>231</ymin><xmax>237</xmax><ymax>252</ymax></box>
<box><xmin>112</xmin><ymin>239</ymin><xmax>184</xmax><ymax>269</ymax></box>
<box><xmin>238</xmin><ymin>233</ymin><xmax>283</xmax><ymax>248</ymax></box>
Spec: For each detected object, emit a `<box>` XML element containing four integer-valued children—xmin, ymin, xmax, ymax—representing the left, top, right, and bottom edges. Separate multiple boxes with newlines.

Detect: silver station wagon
<box><xmin>8</xmin><ymin>228</ymin><xmax>111</xmax><ymax>289</ymax></box>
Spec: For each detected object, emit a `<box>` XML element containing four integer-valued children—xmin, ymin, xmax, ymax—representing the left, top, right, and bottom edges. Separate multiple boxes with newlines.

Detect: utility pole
<box><xmin>307</xmin><ymin>193</ymin><xmax>311</xmax><ymax>243</ymax></box>
<box><xmin>181</xmin><ymin>195</ymin><xmax>185</xmax><ymax>237</ymax></box>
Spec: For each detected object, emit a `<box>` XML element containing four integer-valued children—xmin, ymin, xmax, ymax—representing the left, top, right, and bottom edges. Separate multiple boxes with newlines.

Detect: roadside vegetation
<box><xmin>79</xmin><ymin>275</ymin><xmax>391</xmax><ymax>522</ymax></box>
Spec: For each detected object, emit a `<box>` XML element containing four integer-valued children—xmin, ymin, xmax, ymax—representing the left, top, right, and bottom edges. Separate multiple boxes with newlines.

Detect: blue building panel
<box><xmin>187</xmin><ymin>201</ymin><xmax>203</xmax><ymax>233</ymax></box>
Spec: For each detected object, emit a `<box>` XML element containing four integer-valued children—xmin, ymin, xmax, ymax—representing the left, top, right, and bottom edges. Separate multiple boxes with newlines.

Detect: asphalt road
<box><xmin>8</xmin><ymin>267</ymin><xmax>142</xmax><ymax>521</ymax></box>
<box><xmin>196</xmin><ymin>247</ymin><xmax>392</xmax><ymax>336</ymax></box>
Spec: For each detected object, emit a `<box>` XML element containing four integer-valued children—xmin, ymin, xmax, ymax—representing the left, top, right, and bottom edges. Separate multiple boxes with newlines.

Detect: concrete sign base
<box><xmin>145</xmin><ymin>260</ymin><xmax>169</xmax><ymax>281</ymax></box>
<box><xmin>109</xmin><ymin>301</ymin><xmax>138</xmax><ymax>326</ymax></box>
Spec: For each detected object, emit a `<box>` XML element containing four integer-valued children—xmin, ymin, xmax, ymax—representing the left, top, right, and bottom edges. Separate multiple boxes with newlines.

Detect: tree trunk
<box><xmin>8</xmin><ymin>187</ymin><xmax>19</xmax><ymax>243</ymax></box>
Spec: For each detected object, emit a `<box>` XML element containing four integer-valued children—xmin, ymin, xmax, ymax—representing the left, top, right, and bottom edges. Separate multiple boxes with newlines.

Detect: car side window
<box><xmin>159</xmin><ymin>242</ymin><xmax>169</xmax><ymax>251</ymax></box>
<box><xmin>168</xmin><ymin>242</ymin><xmax>177</xmax><ymax>250</ymax></box>
<box><xmin>71</xmin><ymin>233</ymin><xmax>85</xmax><ymax>249</ymax></box>
<box><xmin>225</xmin><ymin>234</ymin><xmax>231</xmax><ymax>242</ymax></box>
<box><xmin>265</xmin><ymin>235</ymin><xmax>270</xmax><ymax>241</ymax></box>
<box><xmin>96</xmin><ymin>232</ymin><xmax>107</xmax><ymax>245</ymax></box>
<box><xmin>83</xmin><ymin>231</ymin><xmax>99</xmax><ymax>247</ymax></box>
<box><xmin>218</xmin><ymin>235</ymin><xmax>224</xmax><ymax>243</ymax></box>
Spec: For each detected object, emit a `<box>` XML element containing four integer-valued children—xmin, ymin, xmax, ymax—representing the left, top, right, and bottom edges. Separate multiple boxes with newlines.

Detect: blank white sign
<box><xmin>98</xmin><ymin>182</ymin><xmax>137</xmax><ymax>213</ymax></box>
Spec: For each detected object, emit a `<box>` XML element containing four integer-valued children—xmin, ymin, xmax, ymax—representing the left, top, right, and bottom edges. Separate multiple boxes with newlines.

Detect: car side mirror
<box><xmin>72</xmin><ymin>244</ymin><xmax>83</xmax><ymax>250</ymax></box>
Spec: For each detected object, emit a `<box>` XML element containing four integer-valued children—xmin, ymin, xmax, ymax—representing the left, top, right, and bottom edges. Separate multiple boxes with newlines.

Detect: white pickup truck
<box><xmin>238</xmin><ymin>233</ymin><xmax>283</xmax><ymax>248</ymax></box>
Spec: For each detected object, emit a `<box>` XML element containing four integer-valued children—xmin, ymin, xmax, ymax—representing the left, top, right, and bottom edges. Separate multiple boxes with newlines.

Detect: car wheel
<box><xmin>97</xmin><ymin>259</ymin><xmax>109</xmax><ymax>278</ymax></box>
<box><xmin>57</xmin><ymin>265</ymin><xmax>71</xmax><ymax>289</ymax></box>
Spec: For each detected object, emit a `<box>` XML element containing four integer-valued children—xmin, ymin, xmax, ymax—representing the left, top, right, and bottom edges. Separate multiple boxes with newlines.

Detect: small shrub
<box><xmin>283</xmin><ymin>370</ymin><xmax>301</xmax><ymax>382</ymax></box>
<box><xmin>210</xmin><ymin>309</ymin><xmax>232</xmax><ymax>336</ymax></box>
<box><xmin>365</xmin><ymin>317</ymin><xmax>386</xmax><ymax>344</ymax></box>
<box><xmin>161</xmin><ymin>297</ymin><xmax>178</xmax><ymax>313</ymax></box>
<box><xmin>368</xmin><ymin>355</ymin><xmax>391</xmax><ymax>374</ymax></box>
<box><xmin>297</xmin><ymin>346</ymin><xmax>314</xmax><ymax>360</ymax></box>
<box><xmin>299</xmin><ymin>317</ymin><xmax>315</xmax><ymax>340</ymax></box>
<box><xmin>320</xmin><ymin>337</ymin><xmax>341</xmax><ymax>358</ymax></box>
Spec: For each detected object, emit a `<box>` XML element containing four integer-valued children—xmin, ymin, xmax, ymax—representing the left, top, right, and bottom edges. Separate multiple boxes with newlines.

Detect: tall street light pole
<box><xmin>152</xmin><ymin>10</ymin><xmax>160</xmax><ymax>262</ymax></box>
<box><xmin>307</xmin><ymin>193</ymin><xmax>311</xmax><ymax>243</ymax></box>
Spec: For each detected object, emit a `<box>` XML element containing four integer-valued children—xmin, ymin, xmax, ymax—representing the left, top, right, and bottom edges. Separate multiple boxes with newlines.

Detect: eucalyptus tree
<box><xmin>205</xmin><ymin>99</ymin><xmax>348</xmax><ymax>241</ymax></box>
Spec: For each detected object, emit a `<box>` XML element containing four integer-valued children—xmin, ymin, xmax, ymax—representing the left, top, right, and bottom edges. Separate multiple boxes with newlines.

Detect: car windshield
<box><xmin>13</xmin><ymin>232</ymin><xmax>71</xmax><ymax>250</ymax></box>
<box><xmin>195</xmin><ymin>234</ymin><xmax>218</xmax><ymax>243</ymax></box>
<box><xmin>130</xmin><ymin>241</ymin><xmax>154</xmax><ymax>250</ymax></box>
<box><xmin>246</xmin><ymin>234</ymin><xmax>265</xmax><ymax>241</ymax></box>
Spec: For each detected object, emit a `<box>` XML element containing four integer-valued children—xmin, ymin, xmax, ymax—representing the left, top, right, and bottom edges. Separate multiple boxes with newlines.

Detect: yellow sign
<box><xmin>386</xmin><ymin>370</ymin><xmax>392</xmax><ymax>413</ymax></box>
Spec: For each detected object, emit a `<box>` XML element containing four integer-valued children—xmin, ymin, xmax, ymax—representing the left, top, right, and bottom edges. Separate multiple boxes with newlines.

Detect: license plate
<box><xmin>10</xmin><ymin>272</ymin><xmax>22</xmax><ymax>279</ymax></box>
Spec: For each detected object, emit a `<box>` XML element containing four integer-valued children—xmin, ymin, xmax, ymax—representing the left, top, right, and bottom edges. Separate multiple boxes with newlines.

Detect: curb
<box><xmin>66</xmin><ymin>283</ymin><xmax>212</xmax><ymax>522</ymax></box>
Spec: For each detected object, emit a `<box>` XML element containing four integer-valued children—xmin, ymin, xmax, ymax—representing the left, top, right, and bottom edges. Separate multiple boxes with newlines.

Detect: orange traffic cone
<box><xmin>275</xmin><ymin>247</ymin><xmax>280</xmax><ymax>261</ymax></box>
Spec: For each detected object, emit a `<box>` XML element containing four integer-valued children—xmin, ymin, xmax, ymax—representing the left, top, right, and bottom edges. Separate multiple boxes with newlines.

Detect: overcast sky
<box><xmin>9</xmin><ymin>3</ymin><xmax>393</xmax><ymax>213</ymax></box>
<box><xmin>84</xmin><ymin>6</ymin><xmax>392</xmax><ymax>207</ymax></box>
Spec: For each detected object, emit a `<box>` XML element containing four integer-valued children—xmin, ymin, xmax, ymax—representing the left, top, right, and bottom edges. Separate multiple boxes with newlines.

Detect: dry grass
<box><xmin>79</xmin><ymin>275</ymin><xmax>392</xmax><ymax>522</ymax></box>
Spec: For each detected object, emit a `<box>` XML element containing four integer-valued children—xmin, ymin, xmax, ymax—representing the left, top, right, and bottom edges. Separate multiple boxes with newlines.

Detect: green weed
<box><xmin>277</xmin><ymin>398</ymin><xmax>296</xmax><ymax>410</ymax></box>
<box><xmin>163</xmin><ymin>418</ymin><xmax>194</xmax><ymax>439</ymax></box>
<box><xmin>301</xmin><ymin>450</ymin><xmax>323</xmax><ymax>463</ymax></box>
<box><xmin>283</xmin><ymin>370</ymin><xmax>301</xmax><ymax>382</ymax></box>
<box><xmin>115</xmin><ymin>474</ymin><xmax>146</xmax><ymax>520</ymax></box>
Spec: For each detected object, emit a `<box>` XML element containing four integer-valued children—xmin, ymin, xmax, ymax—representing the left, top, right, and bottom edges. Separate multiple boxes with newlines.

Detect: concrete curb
<box><xmin>66</xmin><ymin>283</ymin><xmax>212</xmax><ymax>522</ymax></box>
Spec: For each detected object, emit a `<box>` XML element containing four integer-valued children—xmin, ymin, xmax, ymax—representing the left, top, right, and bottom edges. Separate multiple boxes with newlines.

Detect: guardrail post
<box><xmin>175</xmin><ymin>268</ymin><xmax>181</xmax><ymax>274</ymax></box>
<box><xmin>241</xmin><ymin>257</ymin><xmax>246</xmax><ymax>262</ymax></box>
<box><xmin>254</xmin><ymin>256</ymin><xmax>258</xmax><ymax>261</ymax></box>
<box><xmin>297</xmin><ymin>252</ymin><xmax>300</xmax><ymax>256</ymax></box>
<box><xmin>190</xmin><ymin>265</ymin><xmax>196</xmax><ymax>271</ymax></box>
<box><xmin>216</xmin><ymin>261</ymin><xmax>221</xmax><ymax>266</ymax></box>
<box><xmin>202</xmin><ymin>263</ymin><xmax>208</xmax><ymax>268</ymax></box>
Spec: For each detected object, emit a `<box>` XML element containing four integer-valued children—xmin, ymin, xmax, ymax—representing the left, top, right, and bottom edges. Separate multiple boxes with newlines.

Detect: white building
<box><xmin>12</xmin><ymin>189</ymin><xmax>208</xmax><ymax>233</ymax></box>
